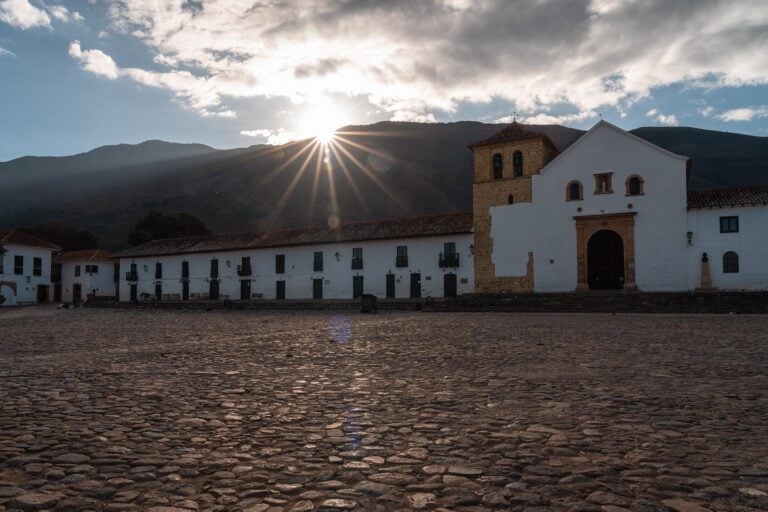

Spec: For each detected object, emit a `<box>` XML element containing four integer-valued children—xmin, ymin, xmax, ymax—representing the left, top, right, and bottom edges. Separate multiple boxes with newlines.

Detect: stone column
<box><xmin>695</xmin><ymin>252</ymin><xmax>717</xmax><ymax>291</ymax></box>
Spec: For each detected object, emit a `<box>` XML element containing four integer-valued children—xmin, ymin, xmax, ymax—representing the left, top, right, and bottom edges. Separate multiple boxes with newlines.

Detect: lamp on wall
<box><xmin>335</xmin><ymin>252</ymin><xmax>340</xmax><ymax>261</ymax></box>
<box><xmin>226</xmin><ymin>260</ymin><xmax>231</xmax><ymax>267</ymax></box>
<box><xmin>686</xmin><ymin>231</ymin><xmax>693</xmax><ymax>246</ymax></box>
<box><xmin>469</xmin><ymin>244</ymin><xmax>474</xmax><ymax>256</ymax></box>
<box><xmin>143</xmin><ymin>264</ymin><xmax>148</xmax><ymax>272</ymax></box>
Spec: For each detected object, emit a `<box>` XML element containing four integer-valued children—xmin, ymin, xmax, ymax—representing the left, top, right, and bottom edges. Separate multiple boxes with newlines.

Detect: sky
<box><xmin>1</xmin><ymin>0</ymin><xmax>767</xmax><ymax>162</ymax></box>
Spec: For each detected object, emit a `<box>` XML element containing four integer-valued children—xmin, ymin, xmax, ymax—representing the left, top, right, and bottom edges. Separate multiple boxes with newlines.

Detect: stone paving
<box><xmin>1</xmin><ymin>308</ymin><xmax>768</xmax><ymax>512</ymax></box>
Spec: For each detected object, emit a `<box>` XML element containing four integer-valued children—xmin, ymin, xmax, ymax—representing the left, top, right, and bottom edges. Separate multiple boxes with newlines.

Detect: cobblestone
<box><xmin>1</xmin><ymin>307</ymin><xmax>767</xmax><ymax>511</ymax></box>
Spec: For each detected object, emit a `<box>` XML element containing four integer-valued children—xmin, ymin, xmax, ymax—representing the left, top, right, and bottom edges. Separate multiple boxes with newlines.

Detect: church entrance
<box><xmin>587</xmin><ymin>230</ymin><xmax>624</xmax><ymax>289</ymax></box>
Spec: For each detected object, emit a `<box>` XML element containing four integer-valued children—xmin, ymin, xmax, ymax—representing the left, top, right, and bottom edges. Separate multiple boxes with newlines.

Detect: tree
<box><xmin>23</xmin><ymin>223</ymin><xmax>99</xmax><ymax>251</ymax></box>
<box><xmin>128</xmin><ymin>210</ymin><xmax>210</xmax><ymax>246</ymax></box>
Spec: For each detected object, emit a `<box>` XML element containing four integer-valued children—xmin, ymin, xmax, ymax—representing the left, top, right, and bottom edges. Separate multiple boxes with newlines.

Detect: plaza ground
<box><xmin>1</xmin><ymin>308</ymin><xmax>767</xmax><ymax>512</ymax></box>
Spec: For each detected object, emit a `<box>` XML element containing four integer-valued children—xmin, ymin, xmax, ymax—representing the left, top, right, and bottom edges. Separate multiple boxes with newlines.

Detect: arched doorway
<box><xmin>587</xmin><ymin>230</ymin><xmax>624</xmax><ymax>290</ymax></box>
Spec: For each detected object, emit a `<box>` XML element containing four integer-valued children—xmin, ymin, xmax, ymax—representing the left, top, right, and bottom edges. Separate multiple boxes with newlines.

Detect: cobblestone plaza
<box><xmin>1</xmin><ymin>308</ymin><xmax>767</xmax><ymax>511</ymax></box>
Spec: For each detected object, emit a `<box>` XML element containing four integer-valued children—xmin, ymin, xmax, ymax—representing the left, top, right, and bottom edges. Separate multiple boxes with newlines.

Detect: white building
<box><xmin>114</xmin><ymin>213</ymin><xmax>474</xmax><ymax>302</ymax></box>
<box><xmin>55</xmin><ymin>249</ymin><xmax>117</xmax><ymax>303</ymax></box>
<box><xmin>0</xmin><ymin>230</ymin><xmax>61</xmax><ymax>306</ymax></box>
<box><xmin>472</xmin><ymin>120</ymin><xmax>768</xmax><ymax>293</ymax></box>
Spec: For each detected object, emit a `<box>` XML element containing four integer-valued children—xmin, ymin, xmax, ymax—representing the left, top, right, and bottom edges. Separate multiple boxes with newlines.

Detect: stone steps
<box><xmin>424</xmin><ymin>291</ymin><xmax>768</xmax><ymax>314</ymax></box>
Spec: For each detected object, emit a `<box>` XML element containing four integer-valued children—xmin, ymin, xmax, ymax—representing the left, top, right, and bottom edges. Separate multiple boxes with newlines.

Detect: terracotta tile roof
<box><xmin>0</xmin><ymin>229</ymin><xmax>61</xmax><ymax>251</ymax></box>
<box><xmin>114</xmin><ymin>212</ymin><xmax>473</xmax><ymax>259</ymax></box>
<box><xmin>468</xmin><ymin>122</ymin><xmax>556</xmax><ymax>150</ymax></box>
<box><xmin>55</xmin><ymin>249</ymin><xmax>113</xmax><ymax>263</ymax></box>
<box><xmin>687</xmin><ymin>185</ymin><xmax>768</xmax><ymax>209</ymax></box>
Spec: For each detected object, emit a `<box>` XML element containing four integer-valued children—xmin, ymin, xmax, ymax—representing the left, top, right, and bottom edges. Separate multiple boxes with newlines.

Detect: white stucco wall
<box><xmin>118</xmin><ymin>234</ymin><xmax>474</xmax><ymax>302</ymax></box>
<box><xmin>60</xmin><ymin>260</ymin><xmax>117</xmax><ymax>302</ymax></box>
<box><xmin>0</xmin><ymin>244</ymin><xmax>55</xmax><ymax>305</ymax></box>
<box><xmin>490</xmin><ymin>122</ymin><xmax>690</xmax><ymax>292</ymax></box>
<box><xmin>687</xmin><ymin>206</ymin><xmax>768</xmax><ymax>290</ymax></box>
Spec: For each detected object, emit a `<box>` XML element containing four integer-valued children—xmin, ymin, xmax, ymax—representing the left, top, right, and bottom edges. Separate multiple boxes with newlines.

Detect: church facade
<box><xmin>471</xmin><ymin>121</ymin><xmax>768</xmax><ymax>293</ymax></box>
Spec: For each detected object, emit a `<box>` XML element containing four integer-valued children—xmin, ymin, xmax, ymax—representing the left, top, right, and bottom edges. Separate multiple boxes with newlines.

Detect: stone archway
<box><xmin>575</xmin><ymin>212</ymin><xmax>637</xmax><ymax>291</ymax></box>
<box><xmin>587</xmin><ymin>230</ymin><xmax>624</xmax><ymax>289</ymax></box>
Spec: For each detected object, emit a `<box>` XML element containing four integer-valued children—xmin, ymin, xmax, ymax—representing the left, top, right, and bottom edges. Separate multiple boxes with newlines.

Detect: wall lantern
<box><xmin>469</xmin><ymin>244</ymin><xmax>474</xmax><ymax>256</ymax></box>
<box><xmin>143</xmin><ymin>264</ymin><xmax>149</xmax><ymax>272</ymax></box>
<box><xmin>335</xmin><ymin>252</ymin><xmax>340</xmax><ymax>261</ymax></box>
<box><xmin>686</xmin><ymin>231</ymin><xmax>693</xmax><ymax>246</ymax></box>
<box><xmin>226</xmin><ymin>260</ymin><xmax>231</xmax><ymax>267</ymax></box>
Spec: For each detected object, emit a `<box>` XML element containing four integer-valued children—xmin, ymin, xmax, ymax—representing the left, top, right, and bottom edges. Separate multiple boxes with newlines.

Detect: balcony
<box><xmin>439</xmin><ymin>252</ymin><xmax>460</xmax><ymax>268</ymax></box>
<box><xmin>395</xmin><ymin>255</ymin><xmax>408</xmax><ymax>268</ymax></box>
<box><xmin>351</xmin><ymin>257</ymin><xmax>363</xmax><ymax>270</ymax></box>
<box><xmin>237</xmin><ymin>264</ymin><xmax>252</xmax><ymax>277</ymax></box>
<box><xmin>155</xmin><ymin>271</ymin><xmax>163</xmax><ymax>280</ymax></box>
<box><xmin>125</xmin><ymin>271</ymin><xmax>139</xmax><ymax>282</ymax></box>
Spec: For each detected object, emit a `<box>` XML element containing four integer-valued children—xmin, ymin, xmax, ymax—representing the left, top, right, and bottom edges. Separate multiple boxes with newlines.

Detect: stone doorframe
<box><xmin>574</xmin><ymin>212</ymin><xmax>638</xmax><ymax>291</ymax></box>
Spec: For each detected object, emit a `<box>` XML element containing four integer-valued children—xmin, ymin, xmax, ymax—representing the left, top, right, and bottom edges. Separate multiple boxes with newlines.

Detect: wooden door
<box><xmin>240</xmin><ymin>279</ymin><xmax>251</xmax><ymax>300</ymax></box>
<box><xmin>410</xmin><ymin>273</ymin><xmax>421</xmax><ymax>298</ymax></box>
<box><xmin>312</xmin><ymin>278</ymin><xmax>323</xmax><ymax>299</ymax></box>
<box><xmin>385</xmin><ymin>274</ymin><xmax>395</xmax><ymax>298</ymax></box>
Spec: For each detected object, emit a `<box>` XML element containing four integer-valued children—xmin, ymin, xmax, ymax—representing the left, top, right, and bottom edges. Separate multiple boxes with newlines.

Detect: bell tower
<box><xmin>469</xmin><ymin>123</ymin><xmax>558</xmax><ymax>293</ymax></box>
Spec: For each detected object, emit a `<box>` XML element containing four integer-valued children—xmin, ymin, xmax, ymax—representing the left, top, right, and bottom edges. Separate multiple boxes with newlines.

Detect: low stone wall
<box><xmin>424</xmin><ymin>291</ymin><xmax>768</xmax><ymax>314</ymax></box>
<box><xmin>86</xmin><ymin>298</ymin><xmax>424</xmax><ymax>311</ymax></box>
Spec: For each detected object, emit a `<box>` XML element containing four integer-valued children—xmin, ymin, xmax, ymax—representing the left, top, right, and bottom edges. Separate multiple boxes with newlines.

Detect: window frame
<box><xmin>625</xmin><ymin>175</ymin><xmax>644</xmax><ymax>196</ymax></box>
<box><xmin>722</xmin><ymin>251</ymin><xmax>739</xmax><ymax>273</ymax></box>
<box><xmin>566</xmin><ymin>180</ymin><xmax>583</xmax><ymax>201</ymax></box>
<box><xmin>275</xmin><ymin>254</ymin><xmax>285</xmax><ymax>274</ymax></box>
<box><xmin>313</xmin><ymin>251</ymin><xmax>324</xmax><ymax>272</ymax></box>
<box><xmin>396</xmin><ymin>245</ymin><xmax>408</xmax><ymax>268</ymax></box>
<box><xmin>719</xmin><ymin>216</ymin><xmax>739</xmax><ymax>233</ymax></box>
<box><xmin>491</xmin><ymin>153</ymin><xmax>503</xmax><ymax>180</ymax></box>
<box><xmin>74</xmin><ymin>263</ymin><xmax>80</xmax><ymax>277</ymax></box>
<box><xmin>33</xmin><ymin>257</ymin><xmax>42</xmax><ymax>277</ymax></box>
<box><xmin>512</xmin><ymin>150</ymin><xmax>523</xmax><ymax>177</ymax></box>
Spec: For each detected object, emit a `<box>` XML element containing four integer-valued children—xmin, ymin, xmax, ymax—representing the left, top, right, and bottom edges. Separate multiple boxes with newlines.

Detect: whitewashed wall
<box><xmin>489</xmin><ymin>122</ymin><xmax>690</xmax><ymax>292</ymax></box>
<box><xmin>60</xmin><ymin>260</ymin><xmax>116</xmax><ymax>302</ymax></box>
<box><xmin>118</xmin><ymin>234</ymin><xmax>474</xmax><ymax>301</ymax></box>
<box><xmin>687</xmin><ymin>205</ymin><xmax>768</xmax><ymax>290</ymax></box>
<box><xmin>0</xmin><ymin>244</ymin><xmax>55</xmax><ymax>305</ymax></box>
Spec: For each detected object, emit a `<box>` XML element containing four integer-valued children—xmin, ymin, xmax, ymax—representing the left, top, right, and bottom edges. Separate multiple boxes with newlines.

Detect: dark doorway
<box><xmin>209</xmin><ymin>280</ymin><xmax>219</xmax><ymax>300</ymax></box>
<box><xmin>129</xmin><ymin>284</ymin><xmax>137</xmax><ymax>302</ymax></box>
<box><xmin>36</xmin><ymin>285</ymin><xmax>49</xmax><ymax>303</ymax></box>
<box><xmin>54</xmin><ymin>283</ymin><xmax>62</xmax><ymax>302</ymax></box>
<box><xmin>353</xmin><ymin>275</ymin><xmax>364</xmax><ymax>298</ymax></box>
<box><xmin>73</xmin><ymin>283</ymin><xmax>82</xmax><ymax>304</ymax></box>
<box><xmin>182</xmin><ymin>281</ymin><xmax>189</xmax><ymax>301</ymax></box>
<box><xmin>385</xmin><ymin>274</ymin><xmax>395</xmax><ymax>298</ymax></box>
<box><xmin>443</xmin><ymin>273</ymin><xmax>457</xmax><ymax>297</ymax></box>
<box><xmin>155</xmin><ymin>283</ymin><xmax>162</xmax><ymax>301</ymax></box>
<box><xmin>240</xmin><ymin>279</ymin><xmax>251</xmax><ymax>300</ymax></box>
<box><xmin>312</xmin><ymin>278</ymin><xmax>323</xmax><ymax>299</ymax></box>
<box><xmin>276</xmin><ymin>280</ymin><xmax>286</xmax><ymax>300</ymax></box>
<box><xmin>410</xmin><ymin>273</ymin><xmax>421</xmax><ymax>298</ymax></box>
<box><xmin>587</xmin><ymin>230</ymin><xmax>625</xmax><ymax>290</ymax></box>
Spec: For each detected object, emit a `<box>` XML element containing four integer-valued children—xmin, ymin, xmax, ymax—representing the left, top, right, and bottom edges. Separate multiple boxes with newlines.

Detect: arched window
<box><xmin>723</xmin><ymin>251</ymin><xmax>739</xmax><ymax>273</ymax></box>
<box><xmin>507</xmin><ymin>194</ymin><xmax>514</xmax><ymax>204</ymax></box>
<box><xmin>626</xmin><ymin>175</ymin><xmax>644</xmax><ymax>196</ymax></box>
<box><xmin>492</xmin><ymin>153</ymin><xmax>503</xmax><ymax>179</ymax></box>
<box><xmin>513</xmin><ymin>151</ymin><xmax>523</xmax><ymax>177</ymax></box>
<box><xmin>566</xmin><ymin>180</ymin><xmax>583</xmax><ymax>201</ymax></box>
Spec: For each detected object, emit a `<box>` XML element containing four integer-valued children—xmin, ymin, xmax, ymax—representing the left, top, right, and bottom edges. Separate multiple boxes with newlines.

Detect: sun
<box><xmin>299</xmin><ymin>104</ymin><xmax>349</xmax><ymax>144</ymax></box>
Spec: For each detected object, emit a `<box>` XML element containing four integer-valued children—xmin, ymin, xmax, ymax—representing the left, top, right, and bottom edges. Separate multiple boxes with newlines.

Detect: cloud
<box><xmin>69</xmin><ymin>40</ymin><xmax>119</xmax><ymax>79</ymax></box>
<box><xmin>510</xmin><ymin>111</ymin><xmax>597</xmax><ymax>125</ymax></box>
<box><xmin>73</xmin><ymin>0</ymin><xmax>768</xmax><ymax>121</ymax></box>
<box><xmin>0</xmin><ymin>0</ymin><xmax>50</xmax><ymax>29</ymax></box>
<box><xmin>47</xmin><ymin>5</ymin><xmax>82</xmax><ymax>23</ymax></box>
<box><xmin>241</xmin><ymin>128</ymin><xmax>298</xmax><ymax>145</ymax></box>
<box><xmin>716</xmin><ymin>105</ymin><xmax>768</xmax><ymax>122</ymax></box>
<box><xmin>0</xmin><ymin>45</ymin><xmax>16</xmax><ymax>57</ymax></box>
<box><xmin>698</xmin><ymin>106</ymin><xmax>715</xmax><ymax>117</ymax></box>
<box><xmin>655</xmin><ymin>113</ymin><xmax>678</xmax><ymax>126</ymax></box>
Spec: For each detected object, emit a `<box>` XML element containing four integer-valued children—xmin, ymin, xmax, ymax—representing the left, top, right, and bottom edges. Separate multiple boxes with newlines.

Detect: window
<box><xmin>723</xmin><ymin>251</ymin><xmax>739</xmax><ymax>273</ymax></box>
<box><xmin>182</xmin><ymin>261</ymin><xmax>190</xmax><ymax>279</ymax></box>
<box><xmin>720</xmin><ymin>216</ymin><xmax>739</xmax><ymax>233</ymax></box>
<box><xmin>396</xmin><ymin>245</ymin><xmax>408</xmax><ymax>267</ymax></box>
<box><xmin>156</xmin><ymin>262</ymin><xmax>163</xmax><ymax>279</ymax></box>
<box><xmin>594</xmin><ymin>173</ymin><xmax>613</xmax><ymax>194</ymax></box>
<box><xmin>492</xmin><ymin>153</ymin><xmax>503</xmax><ymax>179</ymax></box>
<box><xmin>275</xmin><ymin>254</ymin><xmax>285</xmax><ymax>274</ymax></box>
<box><xmin>86</xmin><ymin>264</ymin><xmax>99</xmax><ymax>274</ymax></box>
<box><xmin>74</xmin><ymin>264</ymin><xmax>80</xmax><ymax>277</ymax></box>
<box><xmin>237</xmin><ymin>256</ymin><xmax>251</xmax><ymax>276</ymax></box>
<box><xmin>507</xmin><ymin>194</ymin><xmax>514</xmax><ymax>204</ymax></box>
<box><xmin>566</xmin><ymin>181</ymin><xmax>583</xmax><ymax>201</ymax></box>
<box><xmin>444</xmin><ymin>242</ymin><xmax>456</xmax><ymax>255</ymax></box>
<box><xmin>33</xmin><ymin>257</ymin><xmax>42</xmax><ymax>276</ymax></box>
<box><xmin>626</xmin><ymin>175</ymin><xmax>644</xmax><ymax>196</ymax></box>
<box><xmin>351</xmin><ymin>247</ymin><xmax>363</xmax><ymax>270</ymax></box>
<box><xmin>313</xmin><ymin>251</ymin><xmax>323</xmax><ymax>272</ymax></box>
<box><xmin>513</xmin><ymin>150</ymin><xmax>523</xmax><ymax>177</ymax></box>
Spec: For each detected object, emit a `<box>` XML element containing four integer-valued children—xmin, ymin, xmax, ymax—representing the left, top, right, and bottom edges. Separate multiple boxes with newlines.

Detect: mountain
<box><xmin>0</xmin><ymin>122</ymin><xmax>766</xmax><ymax>250</ymax></box>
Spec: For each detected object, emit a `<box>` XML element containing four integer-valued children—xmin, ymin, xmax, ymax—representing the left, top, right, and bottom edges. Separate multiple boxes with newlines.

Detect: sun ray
<box><xmin>327</xmin><ymin>141</ymin><xmax>368</xmax><ymax>213</ymax></box>
<box><xmin>264</xmin><ymin>140</ymin><xmax>321</xmax><ymax>231</ymax></box>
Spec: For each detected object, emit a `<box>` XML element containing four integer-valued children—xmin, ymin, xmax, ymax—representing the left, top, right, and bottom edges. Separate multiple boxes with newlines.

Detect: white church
<box><xmin>1</xmin><ymin>120</ymin><xmax>767</xmax><ymax>306</ymax></box>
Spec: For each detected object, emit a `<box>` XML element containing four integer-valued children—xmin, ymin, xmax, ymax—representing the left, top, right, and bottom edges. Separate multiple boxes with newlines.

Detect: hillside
<box><xmin>0</xmin><ymin>122</ymin><xmax>766</xmax><ymax>250</ymax></box>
